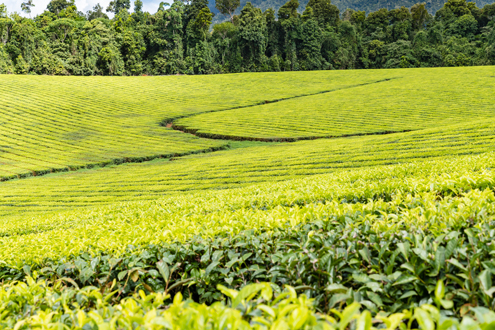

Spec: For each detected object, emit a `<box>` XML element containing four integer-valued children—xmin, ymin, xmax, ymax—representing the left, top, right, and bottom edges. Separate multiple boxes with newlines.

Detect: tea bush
<box><xmin>2</xmin><ymin>278</ymin><xmax>495</xmax><ymax>329</ymax></box>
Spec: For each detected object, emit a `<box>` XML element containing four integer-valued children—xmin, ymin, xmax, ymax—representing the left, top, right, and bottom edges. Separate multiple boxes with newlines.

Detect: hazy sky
<box><xmin>2</xmin><ymin>0</ymin><xmax>164</xmax><ymax>17</ymax></box>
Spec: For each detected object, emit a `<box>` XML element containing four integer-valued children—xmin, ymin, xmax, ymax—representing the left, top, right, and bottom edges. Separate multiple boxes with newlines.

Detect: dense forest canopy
<box><xmin>208</xmin><ymin>0</ymin><xmax>495</xmax><ymax>25</ymax></box>
<box><xmin>0</xmin><ymin>0</ymin><xmax>494</xmax><ymax>75</ymax></box>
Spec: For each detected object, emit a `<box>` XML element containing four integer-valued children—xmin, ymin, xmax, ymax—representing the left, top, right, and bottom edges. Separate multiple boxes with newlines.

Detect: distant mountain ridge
<box><xmin>209</xmin><ymin>0</ymin><xmax>495</xmax><ymax>24</ymax></box>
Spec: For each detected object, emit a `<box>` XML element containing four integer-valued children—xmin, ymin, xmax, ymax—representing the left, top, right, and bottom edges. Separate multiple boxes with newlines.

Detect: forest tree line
<box><xmin>0</xmin><ymin>0</ymin><xmax>494</xmax><ymax>75</ymax></box>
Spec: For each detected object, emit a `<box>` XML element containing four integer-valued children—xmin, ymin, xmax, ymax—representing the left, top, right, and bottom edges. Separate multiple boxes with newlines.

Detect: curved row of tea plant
<box><xmin>174</xmin><ymin>67</ymin><xmax>495</xmax><ymax>141</ymax></box>
<box><xmin>1</xmin><ymin>118</ymin><xmax>495</xmax><ymax>216</ymax></box>
<box><xmin>1</xmin><ymin>67</ymin><xmax>492</xmax><ymax>179</ymax></box>
<box><xmin>0</xmin><ymin>71</ymin><xmax>386</xmax><ymax>179</ymax></box>
<box><xmin>3</xmin><ymin>278</ymin><xmax>494</xmax><ymax>330</ymax></box>
<box><xmin>1</xmin><ymin>150</ymin><xmax>493</xmax><ymax>263</ymax></box>
<box><xmin>2</xmin><ymin>68</ymin><xmax>495</xmax><ymax>326</ymax></box>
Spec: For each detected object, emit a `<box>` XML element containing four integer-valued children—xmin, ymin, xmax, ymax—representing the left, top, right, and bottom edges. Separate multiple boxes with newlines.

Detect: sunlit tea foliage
<box><xmin>1</xmin><ymin>67</ymin><xmax>495</xmax><ymax>327</ymax></box>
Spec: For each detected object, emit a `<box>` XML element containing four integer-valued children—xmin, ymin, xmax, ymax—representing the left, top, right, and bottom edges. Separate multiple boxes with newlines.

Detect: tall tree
<box><xmin>134</xmin><ymin>0</ymin><xmax>143</xmax><ymax>13</ymax></box>
<box><xmin>132</xmin><ymin>0</ymin><xmax>144</xmax><ymax>23</ymax></box>
<box><xmin>411</xmin><ymin>3</ymin><xmax>430</xmax><ymax>30</ymax></box>
<box><xmin>87</xmin><ymin>4</ymin><xmax>109</xmax><ymax>20</ymax></box>
<box><xmin>388</xmin><ymin>7</ymin><xmax>412</xmax><ymax>41</ymax></box>
<box><xmin>306</xmin><ymin>0</ymin><xmax>339</xmax><ymax>27</ymax></box>
<box><xmin>193</xmin><ymin>7</ymin><xmax>213</xmax><ymax>40</ymax></box>
<box><xmin>238</xmin><ymin>2</ymin><xmax>267</xmax><ymax>66</ymax></box>
<box><xmin>184</xmin><ymin>0</ymin><xmax>211</xmax><ymax>50</ymax></box>
<box><xmin>106</xmin><ymin>0</ymin><xmax>131</xmax><ymax>14</ymax></box>
<box><xmin>49</xmin><ymin>17</ymin><xmax>75</xmax><ymax>42</ymax></box>
<box><xmin>215</xmin><ymin>0</ymin><xmax>240</xmax><ymax>23</ymax></box>
<box><xmin>0</xmin><ymin>4</ymin><xmax>12</xmax><ymax>45</ymax></box>
<box><xmin>335</xmin><ymin>20</ymin><xmax>358</xmax><ymax>68</ymax></box>
<box><xmin>21</xmin><ymin>0</ymin><xmax>35</xmax><ymax>18</ymax></box>
<box><xmin>278</xmin><ymin>0</ymin><xmax>299</xmax><ymax>70</ymax></box>
<box><xmin>184</xmin><ymin>0</ymin><xmax>209</xmax><ymax>28</ymax></box>
<box><xmin>47</xmin><ymin>0</ymin><xmax>74</xmax><ymax>15</ymax></box>
<box><xmin>299</xmin><ymin>17</ymin><xmax>324</xmax><ymax>69</ymax></box>
<box><xmin>364</xmin><ymin>8</ymin><xmax>389</xmax><ymax>38</ymax></box>
<box><xmin>444</xmin><ymin>0</ymin><xmax>471</xmax><ymax>17</ymax></box>
<box><xmin>278</xmin><ymin>0</ymin><xmax>298</xmax><ymax>20</ymax></box>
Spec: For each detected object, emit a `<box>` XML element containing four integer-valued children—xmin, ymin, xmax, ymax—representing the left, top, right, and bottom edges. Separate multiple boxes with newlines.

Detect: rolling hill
<box><xmin>1</xmin><ymin>66</ymin><xmax>495</xmax><ymax>328</ymax></box>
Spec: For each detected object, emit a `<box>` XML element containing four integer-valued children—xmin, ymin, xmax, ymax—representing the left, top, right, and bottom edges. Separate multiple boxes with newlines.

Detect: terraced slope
<box><xmin>174</xmin><ymin>67</ymin><xmax>495</xmax><ymax>140</ymax></box>
<box><xmin>0</xmin><ymin>118</ymin><xmax>494</xmax><ymax>217</ymax></box>
<box><xmin>0</xmin><ymin>71</ymin><xmax>392</xmax><ymax>179</ymax></box>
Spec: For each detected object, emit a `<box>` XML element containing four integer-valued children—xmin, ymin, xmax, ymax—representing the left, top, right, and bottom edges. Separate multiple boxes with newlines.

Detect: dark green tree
<box><xmin>47</xmin><ymin>0</ymin><xmax>74</xmax><ymax>15</ymax></box>
<box><xmin>306</xmin><ymin>0</ymin><xmax>339</xmax><ymax>27</ymax></box>
<box><xmin>411</xmin><ymin>3</ymin><xmax>430</xmax><ymax>30</ymax></box>
<box><xmin>335</xmin><ymin>20</ymin><xmax>358</xmax><ymax>68</ymax></box>
<box><xmin>364</xmin><ymin>8</ymin><xmax>389</xmax><ymax>39</ymax></box>
<box><xmin>132</xmin><ymin>0</ymin><xmax>145</xmax><ymax>23</ymax></box>
<box><xmin>185</xmin><ymin>5</ymin><xmax>213</xmax><ymax>52</ymax></box>
<box><xmin>299</xmin><ymin>17</ymin><xmax>324</xmax><ymax>69</ymax></box>
<box><xmin>350</xmin><ymin>10</ymin><xmax>365</xmax><ymax>32</ymax></box>
<box><xmin>448</xmin><ymin>13</ymin><xmax>478</xmax><ymax>39</ymax></box>
<box><xmin>444</xmin><ymin>0</ymin><xmax>471</xmax><ymax>17</ymax></box>
<box><xmin>388</xmin><ymin>7</ymin><xmax>412</xmax><ymax>42</ymax></box>
<box><xmin>185</xmin><ymin>0</ymin><xmax>209</xmax><ymax>23</ymax></box>
<box><xmin>238</xmin><ymin>2</ymin><xmax>267</xmax><ymax>67</ymax></box>
<box><xmin>106</xmin><ymin>0</ymin><xmax>131</xmax><ymax>14</ymax></box>
<box><xmin>87</xmin><ymin>4</ymin><xmax>109</xmax><ymax>20</ymax></box>
<box><xmin>215</xmin><ymin>0</ymin><xmax>240</xmax><ymax>23</ymax></box>
<box><xmin>147</xmin><ymin>0</ymin><xmax>186</xmax><ymax>74</ymax></box>
<box><xmin>278</xmin><ymin>0</ymin><xmax>298</xmax><ymax>20</ymax></box>
<box><xmin>212</xmin><ymin>21</ymin><xmax>236</xmax><ymax>67</ymax></box>
<box><xmin>278</xmin><ymin>0</ymin><xmax>299</xmax><ymax>70</ymax></box>
<box><xmin>264</xmin><ymin>8</ymin><xmax>282</xmax><ymax>60</ymax></box>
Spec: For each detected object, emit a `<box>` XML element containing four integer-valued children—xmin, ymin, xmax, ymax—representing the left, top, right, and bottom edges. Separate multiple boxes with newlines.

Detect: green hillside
<box><xmin>1</xmin><ymin>114</ymin><xmax>495</xmax><ymax>217</ymax></box>
<box><xmin>1</xmin><ymin>67</ymin><xmax>495</xmax><ymax>328</ymax></box>
<box><xmin>209</xmin><ymin>0</ymin><xmax>495</xmax><ymax>24</ymax></box>
<box><xmin>0</xmin><ymin>71</ymin><xmax>382</xmax><ymax>179</ymax></box>
<box><xmin>174</xmin><ymin>67</ymin><xmax>495</xmax><ymax>140</ymax></box>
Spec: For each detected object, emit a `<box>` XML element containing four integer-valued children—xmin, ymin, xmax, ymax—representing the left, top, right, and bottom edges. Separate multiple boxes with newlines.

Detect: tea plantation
<box><xmin>174</xmin><ymin>67</ymin><xmax>495</xmax><ymax>140</ymax></box>
<box><xmin>1</xmin><ymin>67</ymin><xmax>495</xmax><ymax>329</ymax></box>
<box><xmin>0</xmin><ymin>71</ymin><xmax>389</xmax><ymax>179</ymax></box>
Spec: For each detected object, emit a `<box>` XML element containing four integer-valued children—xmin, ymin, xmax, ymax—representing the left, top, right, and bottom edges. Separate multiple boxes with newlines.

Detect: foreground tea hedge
<box><xmin>2</xmin><ymin>152</ymin><xmax>495</xmax><ymax>317</ymax></box>
<box><xmin>2</xmin><ymin>278</ymin><xmax>495</xmax><ymax>330</ymax></box>
<box><xmin>3</xmin><ymin>212</ymin><xmax>495</xmax><ymax>315</ymax></box>
<box><xmin>0</xmin><ymin>155</ymin><xmax>494</xmax><ymax>326</ymax></box>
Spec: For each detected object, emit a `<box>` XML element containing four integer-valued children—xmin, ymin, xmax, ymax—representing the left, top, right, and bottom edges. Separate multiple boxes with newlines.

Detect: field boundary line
<box><xmin>169</xmin><ymin>127</ymin><xmax>415</xmax><ymax>142</ymax></box>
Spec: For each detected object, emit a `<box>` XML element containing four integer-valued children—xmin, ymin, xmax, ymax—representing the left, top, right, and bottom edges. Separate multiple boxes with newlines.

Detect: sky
<box><xmin>2</xmin><ymin>0</ymin><xmax>164</xmax><ymax>17</ymax></box>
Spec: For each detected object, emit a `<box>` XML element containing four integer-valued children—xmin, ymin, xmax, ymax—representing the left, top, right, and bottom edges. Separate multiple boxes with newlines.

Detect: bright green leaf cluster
<box><xmin>2</xmin><ymin>278</ymin><xmax>495</xmax><ymax>330</ymax></box>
